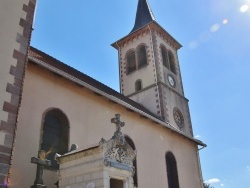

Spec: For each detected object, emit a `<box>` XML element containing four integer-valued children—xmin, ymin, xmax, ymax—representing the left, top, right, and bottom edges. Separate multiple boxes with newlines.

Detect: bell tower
<box><xmin>112</xmin><ymin>0</ymin><xmax>193</xmax><ymax>136</ymax></box>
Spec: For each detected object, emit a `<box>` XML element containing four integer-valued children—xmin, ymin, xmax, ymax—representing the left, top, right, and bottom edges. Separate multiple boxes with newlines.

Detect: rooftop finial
<box><xmin>130</xmin><ymin>0</ymin><xmax>156</xmax><ymax>33</ymax></box>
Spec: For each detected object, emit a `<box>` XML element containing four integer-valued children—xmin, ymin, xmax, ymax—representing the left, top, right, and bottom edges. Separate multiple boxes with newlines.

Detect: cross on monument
<box><xmin>111</xmin><ymin>114</ymin><xmax>126</xmax><ymax>145</ymax></box>
<box><xmin>111</xmin><ymin>114</ymin><xmax>125</xmax><ymax>133</ymax></box>
<box><xmin>31</xmin><ymin>150</ymin><xmax>51</xmax><ymax>188</ymax></box>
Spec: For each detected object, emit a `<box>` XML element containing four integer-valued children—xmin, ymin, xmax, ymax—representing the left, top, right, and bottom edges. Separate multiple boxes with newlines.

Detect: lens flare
<box><xmin>240</xmin><ymin>4</ymin><xmax>249</xmax><ymax>13</ymax></box>
<box><xmin>210</xmin><ymin>24</ymin><xmax>220</xmax><ymax>32</ymax></box>
<box><xmin>199</xmin><ymin>31</ymin><xmax>211</xmax><ymax>43</ymax></box>
<box><xmin>189</xmin><ymin>40</ymin><xmax>198</xmax><ymax>49</ymax></box>
<box><xmin>4</xmin><ymin>177</ymin><xmax>7</xmax><ymax>187</ymax></box>
<box><xmin>222</xmin><ymin>19</ymin><xmax>228</xmax><ymax>25</ymax></box>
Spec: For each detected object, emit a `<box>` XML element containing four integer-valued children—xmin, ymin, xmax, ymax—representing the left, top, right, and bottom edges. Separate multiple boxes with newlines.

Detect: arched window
<box><xmin>135</xmin><ymin>79</ymin><xmax>142</xmax><ymax>92</ymax></box>
<box><xmin>126</xmin><ymin>45</ymin><xmax>148</xmax><ymax>74</ymax></box>
<box><xmin>126</xmin><ymin>50</ymin><xmax>136</xmax><ymax>74</ymax></box>
<box><xmin>161</xmin><ymin>45</ymin><xmax>169</xmax><ymax>69</ymax></box>
<box><xmin>41</xmin><ymin>109</ymin><xmax>69</xmax><ymax>169</ymax></box>
<box><xmin>137</xmin><ymin>45</ymin><xmax>147</xmax><ymax>68</ymax></box>
<box><xmin>165</xmin><ymin>152</ymin><xmax>180</xmax><ymax>188</ymax></box>
<box><xmin>168</xmin><ymin>51</ymin><xmax>176</xmax><ymax>74</ymax></box>
<box><xmin>125</xmin><ymin>136</ymin><xmax>138</xmax><ymax>187</ymax></box>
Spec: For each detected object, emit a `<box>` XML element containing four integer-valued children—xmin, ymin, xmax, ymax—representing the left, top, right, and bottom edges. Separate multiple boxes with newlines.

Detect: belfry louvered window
<box><xmin>137</xmin><ymin>45</ymin><xmax>147</xmax><ymax>68</ymax></box>
<box><xmin>161</xmin><ymin>45</ymin><xmax>176</xmax><ymax>74</ymax></box>
<box><xmin>126</xmin><ymin>50</ymin><xmax>136</xmax><ymax>74</ymax></box>
<box><xmin>126</xmin><ymin>44</ymin><xmax>148</xmax><ymax>74</ymax></box>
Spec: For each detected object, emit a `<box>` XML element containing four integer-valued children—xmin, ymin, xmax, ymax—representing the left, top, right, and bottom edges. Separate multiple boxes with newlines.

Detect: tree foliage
<box><xmin>203</xmin><ymin>183</ymin><xmax>214</xmax><ymax>188</ymax></box>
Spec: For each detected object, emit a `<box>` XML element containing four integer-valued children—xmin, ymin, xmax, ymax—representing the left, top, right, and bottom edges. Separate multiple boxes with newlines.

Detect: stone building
<box><xmin>0</xmin><ymin>0</ymin><xmax>205</xmax><ymax>187</ymax></box>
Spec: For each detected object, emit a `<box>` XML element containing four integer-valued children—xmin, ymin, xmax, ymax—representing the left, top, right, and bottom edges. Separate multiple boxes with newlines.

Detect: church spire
<box><xmin>130</xmin><ymin>0</ymin><xmax>155</xmax><ymax>33</ymax></box>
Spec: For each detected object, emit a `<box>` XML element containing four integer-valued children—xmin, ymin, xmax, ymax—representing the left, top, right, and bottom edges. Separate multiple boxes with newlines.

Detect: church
<box><xmin>0</xmin><ymin>0</ymin><xmax>206</xmax><ymax>188</ymax></box>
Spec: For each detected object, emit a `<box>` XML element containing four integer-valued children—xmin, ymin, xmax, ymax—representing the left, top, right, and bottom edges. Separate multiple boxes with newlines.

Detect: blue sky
<box><xmin>31</xmin><ymin>0</ymin><xmax>250</xmax><ymax>187</ymax></box>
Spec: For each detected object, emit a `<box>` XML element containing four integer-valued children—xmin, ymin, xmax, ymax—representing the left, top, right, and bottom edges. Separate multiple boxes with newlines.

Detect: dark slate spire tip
<box><xmin>130</xmin><ymin>0</ymin><xmax>156</xmax><ymax>33</ymax></box>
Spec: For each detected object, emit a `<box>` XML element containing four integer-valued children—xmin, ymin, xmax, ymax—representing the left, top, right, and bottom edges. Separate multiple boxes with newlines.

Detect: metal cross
<box><xmin>111</xmin><ymin>114</ymin><xmax>125</xmax><ymax>133</ymax></box>
<box><xmin>31</xmin><ymin>150</ymin><xmax>51</xmax><ymax>188</ymax></box>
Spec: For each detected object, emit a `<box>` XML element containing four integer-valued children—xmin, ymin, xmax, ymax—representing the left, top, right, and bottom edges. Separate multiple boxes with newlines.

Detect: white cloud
<box><xmin>194</xmin><ymin>135</ymin><xmax>201</xmax><ymax>139</ymax></box>
<box><xmin>221</xmin><ymin>183</ymin><xmax>224</xmax><ymax>187</ymax></box>
<box><xmin>205</xmin><ymin>178</ymin><xmax>221</xmax><ymax>184</ymax></box>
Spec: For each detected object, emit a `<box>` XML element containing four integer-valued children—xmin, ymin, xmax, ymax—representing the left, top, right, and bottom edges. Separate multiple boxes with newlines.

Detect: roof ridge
<box><xmin>29</xmin><ymin>46</ymin><xmax>112</xmax><ymax>90</ymax></box>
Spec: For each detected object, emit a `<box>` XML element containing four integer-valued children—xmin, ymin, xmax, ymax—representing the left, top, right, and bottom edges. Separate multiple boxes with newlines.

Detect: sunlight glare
<box><xmin>240</xmin><ymin>4</ymin><xmax>249</xmax><ymax>13</ymax></box>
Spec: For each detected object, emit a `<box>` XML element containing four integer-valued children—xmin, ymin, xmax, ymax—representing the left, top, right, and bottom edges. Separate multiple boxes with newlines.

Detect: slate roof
<box><xmin>130</xmin><ymin>0</ymin><xmax>155</xmax><ymax>33</ymax></box>
<box><xmin>28</xmin><ymin>46</ymin><xmax>206</xmax><ymax>147</ymax></box>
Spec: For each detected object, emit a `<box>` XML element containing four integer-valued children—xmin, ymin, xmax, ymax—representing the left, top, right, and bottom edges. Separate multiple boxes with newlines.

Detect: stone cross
<box><xmin>31</xmin><ymin>150</ymin><xmax>51</xmax><ymax>188</ymax></box>
<box><xmin>111</xmin><ymin>114</ymin><xmax>125</xmax><ymax>133</ymax></box>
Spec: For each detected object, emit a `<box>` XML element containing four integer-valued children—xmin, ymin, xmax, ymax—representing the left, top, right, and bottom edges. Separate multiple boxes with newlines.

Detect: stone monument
<box><xmin>56</xmin><ymin>114</ymin><xmax>136</xmax><ymax>188</ymax></box>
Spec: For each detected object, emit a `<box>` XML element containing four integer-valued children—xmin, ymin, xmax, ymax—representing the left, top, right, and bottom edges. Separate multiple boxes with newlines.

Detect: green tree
<box><xmin>203</xmin><ymin>183</ymin><xmax>214</xmax><ymax>188</ymax></box>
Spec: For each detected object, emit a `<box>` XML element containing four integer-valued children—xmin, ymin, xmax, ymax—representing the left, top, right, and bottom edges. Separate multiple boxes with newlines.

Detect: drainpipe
<box><xmin>197</xmin><ymin>145</ymin><xmax>206</xmax><ymax>188</ymax></box>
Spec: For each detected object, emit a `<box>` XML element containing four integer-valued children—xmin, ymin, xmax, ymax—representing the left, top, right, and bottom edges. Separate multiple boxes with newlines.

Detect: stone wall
<box><xmin>0</xmin><ymin>0</ymin><xmax>36</xmax><ymax>186</ymax></box>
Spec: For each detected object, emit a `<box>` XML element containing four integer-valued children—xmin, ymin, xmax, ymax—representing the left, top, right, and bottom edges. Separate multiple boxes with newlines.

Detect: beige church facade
<box><xmin>0</xmin><ymin>0</ymin><xmax>205</xmax><ymax>188</ymax></box>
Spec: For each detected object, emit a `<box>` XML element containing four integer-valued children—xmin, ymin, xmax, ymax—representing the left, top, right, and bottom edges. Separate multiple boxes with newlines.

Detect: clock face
<box><xmin>173</xmin><ymin>108</ymin><xmax>184</xmax><ymax>128</ymax></box>
<box><xmin>167</xmin><ymin>75</ymin><xmax>175</xmax><ymax>87</ymax></box>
